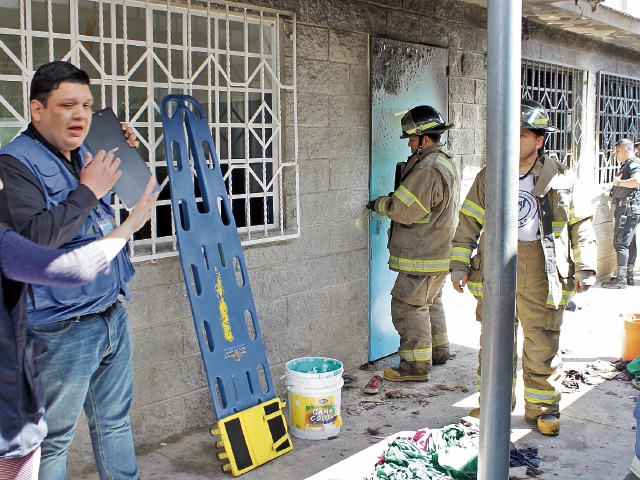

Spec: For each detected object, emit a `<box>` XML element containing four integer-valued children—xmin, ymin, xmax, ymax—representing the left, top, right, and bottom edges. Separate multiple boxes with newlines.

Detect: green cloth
<box><xmin>627</xmin><ymin>356</ymin><xmax>640</xmax><ymax>378</ymax></box>
<box><xmin>374</xmin><ymin>425</ymin><xmax>478</xmax><ymax>480</ymax></box>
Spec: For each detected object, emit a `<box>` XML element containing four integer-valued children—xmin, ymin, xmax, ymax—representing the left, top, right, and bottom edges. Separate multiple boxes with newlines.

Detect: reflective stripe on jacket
<box><xmin>374</xmin><ymin>143</ymin><xmax>460</xmax><ymax>275</ymax></box>
<box><xmin>449</xmin><ymin>156</ymin><xmax>597</xmax><ymax>308</ymax></box>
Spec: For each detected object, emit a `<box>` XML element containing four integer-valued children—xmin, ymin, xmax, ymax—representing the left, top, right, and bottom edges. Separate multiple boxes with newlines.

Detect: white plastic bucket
<box><xmin>285</xmin><ymin>357</ymin><xmax>344</xmax><ymax>440</ymax></box>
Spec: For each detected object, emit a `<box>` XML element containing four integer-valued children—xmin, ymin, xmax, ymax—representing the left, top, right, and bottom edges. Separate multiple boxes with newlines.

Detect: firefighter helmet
<box><xmin>521</xmin><ymin>99</ymin><xmax>557</xmax><ymax>132</ymax></box>
<box><xmin>398</xmin><ymin>105</ymin><xmax>453</xmax><ymax>139</ymax></box>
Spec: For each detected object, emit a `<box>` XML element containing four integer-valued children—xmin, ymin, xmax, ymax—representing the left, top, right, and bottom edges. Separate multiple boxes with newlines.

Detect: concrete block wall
<box><xmin>66</xmin><ymin>0</ymin><xmax>640</xmax><ymax>467</ymax></box>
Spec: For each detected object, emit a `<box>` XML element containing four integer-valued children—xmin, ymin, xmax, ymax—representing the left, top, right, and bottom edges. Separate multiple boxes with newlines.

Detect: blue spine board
<box><xmin>161</xmin><ymin>95</ymin><xmax>276</xmax><ymax>420</ymax></box>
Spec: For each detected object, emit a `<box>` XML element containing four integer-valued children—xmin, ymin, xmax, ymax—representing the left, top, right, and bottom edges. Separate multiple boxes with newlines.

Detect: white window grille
<box><xmin>597</xmin><ymin>72</ymin><xmax>640</xmax><ymax>184</ymax></box>
<box><xmin>521</xmin><ymin>59</ymin><xmax>586</xmax><ymax>171</ymax></box>
<box><xmin>0</xmin><ymin>0</ymin><xmax>300</xmax><ymax>262</ymax></box>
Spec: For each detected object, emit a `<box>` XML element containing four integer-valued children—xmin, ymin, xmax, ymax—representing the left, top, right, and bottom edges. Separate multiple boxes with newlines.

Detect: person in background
<box><xmin>602</xmin><ymin>138</ymin><xmax>640</xmax><ymax>289</ymax></box>
<box><xmin>0</xmin><ymin>176</ymin><xmax>157</xmax><ymax>480</ymax></box>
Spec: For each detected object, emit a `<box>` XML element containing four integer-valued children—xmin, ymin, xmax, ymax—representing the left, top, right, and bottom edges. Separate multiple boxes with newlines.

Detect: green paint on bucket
<box><xmin>286</xmin><ymin>357</ymin><xmax>343</xmax><ymax>375</ymax></box>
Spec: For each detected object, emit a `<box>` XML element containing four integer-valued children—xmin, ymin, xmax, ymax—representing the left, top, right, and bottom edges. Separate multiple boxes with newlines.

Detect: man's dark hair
<box><xmin>528</xmin><ymin>129</ymin><xmax>546</xmax><ymax>155</ymax></box>
<box><xmin>29</xmin><ymin>61</ymin><xmax>90</xmax><ymax>107</ymax></box>
<box><xmin>616</xmin><ymin>138</ymin><xmax>635</xmax><ymax>152</ymax></box>
<box><xmin>425</xmin><ymin>133</ymin><xmax>442</xmax><ymax>143</ymax></box>
<box><xmin>530</xmin><ymin>128</ymin><xmax>545</xmax><ymax>139</ymax></box>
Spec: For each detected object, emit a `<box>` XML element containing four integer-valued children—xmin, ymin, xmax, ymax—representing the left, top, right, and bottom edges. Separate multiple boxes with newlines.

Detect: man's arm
<box><xmin>568</xmin><ymin>178</ymin><xmax>597</xmax><ymax>292</ymax></box>
<box><xmin>0</xmin><ymin>176</ymin><xmax>157</xmax><ymax>286</ymax></box>
<box><xmin>450</xmin><ymin>169</ymin><xmax>486</xmax><ymax>293</ymax></box>
<box><xmin>372</xmin><ymin>165</ymin><xmax>444</xmax><ymax>225</ymax></box>
<box><xmin>0</xmin><ymin>156</ymin><xmax>99</xmax><ymax>247</ymax></box>
<box><xmin>613</xmin><ymin>171</ymin><xmax>640</xmax><ymax>188</ymax></box>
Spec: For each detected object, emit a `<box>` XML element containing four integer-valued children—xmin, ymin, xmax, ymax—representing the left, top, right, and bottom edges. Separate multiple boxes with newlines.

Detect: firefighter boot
<box><xmin>628</xmin><ymin>264</ymin><xmax>635</xmax><ymax>286</ymax></box>
<box><xmin>537</xmin><ymin>414</ymin><xmax>560</xmax><ymax>436</ymax></box>
<box><xmin>383</xmin><ymin>366</ymin><xmax>428</xmax><ymax>382</ymax></box>
<box><xmin>602</xmin><ymin>266</ymin><xmax>627</xmax><ymax>289</ymax></box>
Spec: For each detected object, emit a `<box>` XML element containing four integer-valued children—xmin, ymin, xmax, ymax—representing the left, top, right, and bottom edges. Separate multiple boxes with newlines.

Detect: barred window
<box><xmin>0</xmin><ymin>0</ymin><xmax>300</xmax><ymax>261</ymax></box>
<box><xmin>597</xmin><ymin>72</ymin><xmax>640</xmax><ymax>184</ymax></box>
<box><xmin>521</xmin><ymin>59</ymin><xmax>585</xmax><ymax>170</ymax></box>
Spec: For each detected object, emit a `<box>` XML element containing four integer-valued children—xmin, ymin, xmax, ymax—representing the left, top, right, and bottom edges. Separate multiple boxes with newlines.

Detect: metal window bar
<box><xmin>0</xmin><ymin>0</ymin><xmax>300</xmax><ymax>262</ymax></box>
<box><xmin>597</xmin><ymin>72</ymin><xmax>640</xmax><ymax>184</ymax></box>
<box><xmin>521</xmin><ymin>59</ymin><xmax>585</xmax><ymax>170</ymax></box>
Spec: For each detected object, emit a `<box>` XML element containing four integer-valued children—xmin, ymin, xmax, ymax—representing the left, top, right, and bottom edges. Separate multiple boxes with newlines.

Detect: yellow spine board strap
<box><xmin>211</xmin><ymin>398</ymin><xmax>293</xmax><ymax>476</ymax></box>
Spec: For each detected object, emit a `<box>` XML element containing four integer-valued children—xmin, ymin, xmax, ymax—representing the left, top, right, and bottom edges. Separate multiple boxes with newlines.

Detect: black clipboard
<box><xmin>84</xmin><ymin>107</ymin><xmax>160</xmax><ymax>210</ymax></box>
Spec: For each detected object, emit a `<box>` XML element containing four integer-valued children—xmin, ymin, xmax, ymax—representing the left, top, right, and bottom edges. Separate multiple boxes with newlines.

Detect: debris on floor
<box><xmin>585</xmin><ymin>360</ymin><xmax>618</xmax><ymax>379</ymax></box>
<box><xmin>385</xmin><ymin>390</ymin><xmax>415</xmax><ymax>399</ymax></box>
<box><xmin>562</xmin><ymin>369</ymin><xmax>592</xmax><ymax>390</ymax></box>
<box><xmin>562</xmin><ymin>361</ymin><xmax>618</xmax><ymax>391</ymax></box>
<box><xmin>613</xmin><ymin>359</ymin><xmax>631</xmax><ymax>371</ymax></box>
<box><xmin>525</xmin><ymin>466</ymin><xmax>545</xmax><ymax>477</ymax></box>
<box><xmin>565</xmin><ymin>300</ymin><xmax>579</xmax><ymax>311</ymax></box>
<box><xmin>509</xmin><ymin>445</ymin><xmax>540</xmax><ymax>468</ymax></box>
<box><xmin>343</xmin><ymin>374</ymin><xmax>355</xmax><ymax>384</ymax></box>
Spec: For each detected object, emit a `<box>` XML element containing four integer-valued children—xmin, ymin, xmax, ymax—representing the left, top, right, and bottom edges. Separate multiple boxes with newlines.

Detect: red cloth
<box><xmin>0</xmin><ymin>447</ymin><xmax>40</xmax><ymax>480</ymax></box>
<box><xmin>412</xmin><ymin>428</ymin><xmax>432</xmax><ymax>451</ymax></box>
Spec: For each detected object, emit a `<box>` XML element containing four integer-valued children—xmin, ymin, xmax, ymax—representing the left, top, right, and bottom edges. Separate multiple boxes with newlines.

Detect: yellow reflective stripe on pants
<box><xmin>399</xmin><ymin>348</ymin><xmax>432</xmax><ymax>362</ymax></box>
<box><xmin>524</xmin><ymin>386</ymin><xmax>561</xmax><ymax>404</ymax></box>
<box><xmin>467</xmin><ymin>281</ymin><xmax>483</xmax><ymax>298</ymax></box>
<box><xmin>389</xmin><ymin>256</ymin><xmax>450</xmax><ymax>273</ymax></box>
<box><xmin>461</xmin><ymin>199</ymin><xmax>485</xmax><ymax>226</ymax></box>
<box><xmin>450</xmin><ymin>246</ymin><xmax>472</xmax><ymax>264</ymax></box>
<box><xmin>432</xmin><ymin>332</ymin><xmax>448</xmax><ymax>347</ymax></box>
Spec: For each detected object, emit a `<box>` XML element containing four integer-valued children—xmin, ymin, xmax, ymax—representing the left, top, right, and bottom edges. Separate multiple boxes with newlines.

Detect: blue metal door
<box><xmin>369</xmin><ymin>38</ymin><xmax>449</xmax><ymax>361</ymax></box>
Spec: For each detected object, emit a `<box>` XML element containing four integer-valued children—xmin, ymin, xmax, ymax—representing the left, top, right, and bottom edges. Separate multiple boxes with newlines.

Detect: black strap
<box><xmin>531</xmin><ymin>157</ymin><xmax>557</xmax><ymax>276</ymax></box>
<box><xmin>538</xmin><ymin>193</ymin><xmax>557</xmax><ymax>277</ymax></box>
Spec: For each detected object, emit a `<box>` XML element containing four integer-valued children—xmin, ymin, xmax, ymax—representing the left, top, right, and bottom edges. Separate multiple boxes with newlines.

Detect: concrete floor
<box><xmin>69</xmin><ymin>280</ymin><xmax>639</xmax><ymax>479</ymax></box>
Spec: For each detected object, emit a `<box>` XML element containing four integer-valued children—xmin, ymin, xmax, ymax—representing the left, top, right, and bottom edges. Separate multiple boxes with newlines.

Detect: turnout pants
<box><xmin>476</xmin><ymin>241</ymin><xmax>563</xmax><ymax>419</ymax></box>
<box><xmin>391</xmin><ymin>273</ymin><xmax>449</xmax><ymax>375</ymax></box>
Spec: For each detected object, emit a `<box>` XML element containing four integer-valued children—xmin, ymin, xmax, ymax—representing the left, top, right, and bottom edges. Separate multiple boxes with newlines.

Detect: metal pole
<box><xmin>478</xmin><ymin>0</ymin><xmax>522</xmax><ymax>479</ymax></box>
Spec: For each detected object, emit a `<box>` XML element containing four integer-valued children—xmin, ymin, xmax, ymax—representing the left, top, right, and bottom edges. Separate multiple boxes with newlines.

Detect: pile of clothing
<box><xmin>373</xmin><ymin>424</ymin><xmax>478</xmax><ymax>480</ymax></box>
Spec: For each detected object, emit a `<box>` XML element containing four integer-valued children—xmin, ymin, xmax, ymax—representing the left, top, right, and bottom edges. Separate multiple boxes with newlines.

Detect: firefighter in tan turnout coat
<box><xmin>449</xmin><ymin>99</ymin><xmax>597</xmax><ymax>436</ymax></box>
<box><xmin>367</xmin><ymin>105</ymin><xmax>460</xmax><ymax>382</ymax></box>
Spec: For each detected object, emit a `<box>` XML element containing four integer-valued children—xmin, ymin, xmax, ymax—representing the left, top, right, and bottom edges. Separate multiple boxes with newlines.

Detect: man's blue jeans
<box><xmin>31</xmin><ymin>302</ymin><xmax>139</xmax><ymax>479</ymax></box>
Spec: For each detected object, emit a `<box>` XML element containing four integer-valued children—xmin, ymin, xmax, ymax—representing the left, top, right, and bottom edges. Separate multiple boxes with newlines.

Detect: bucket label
<box><xmin>291</xmin><ymin>394</ymin><xmax>337</xmax><ymax>431</ymax></box>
